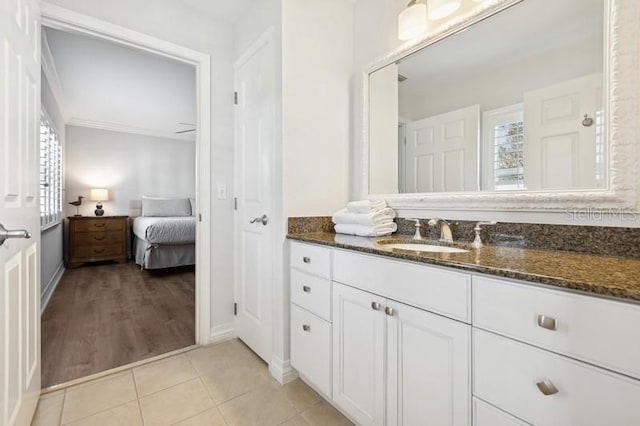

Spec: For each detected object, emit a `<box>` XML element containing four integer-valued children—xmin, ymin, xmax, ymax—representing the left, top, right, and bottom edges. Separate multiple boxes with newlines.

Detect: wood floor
<box><xmin>41</xmin><ymin>262</ymin><xmax>195</xmax><ymax>388</ymax></box>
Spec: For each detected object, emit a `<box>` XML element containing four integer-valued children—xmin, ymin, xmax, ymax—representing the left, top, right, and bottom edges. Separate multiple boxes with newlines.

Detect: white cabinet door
<box><xmin>332</xmin><ymin>283</ymin><xmax>386</xmax><ymax>426</ymax></box>
<box><xmin>386</xmin><ymin>300</ymin><xmax>471</xmax><ymax>426</ymax></box>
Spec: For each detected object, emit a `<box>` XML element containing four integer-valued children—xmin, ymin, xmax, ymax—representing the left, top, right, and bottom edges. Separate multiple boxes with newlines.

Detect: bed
<box><xmin>130</xmin><ymin>197</ymin><xmax>196</xmax><ymax>270</ymax></box>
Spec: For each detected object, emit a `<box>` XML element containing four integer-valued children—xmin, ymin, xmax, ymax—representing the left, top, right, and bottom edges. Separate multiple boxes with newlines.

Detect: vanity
<box><xmin>287</xmin><ymin>235</ymin><xmax>640</xmax><ymax>426</ymax></box>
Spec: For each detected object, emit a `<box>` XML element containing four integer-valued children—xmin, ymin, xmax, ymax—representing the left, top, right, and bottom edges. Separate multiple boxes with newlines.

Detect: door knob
<box><xmin>249</xmin><ymin>214</ymin><xmax>269</xmax><ymax>226</ymax></box>
<box><xmin>0</xmin><ymin>224</ymin><xmax>31</xmax><ymax>247</ymax></box>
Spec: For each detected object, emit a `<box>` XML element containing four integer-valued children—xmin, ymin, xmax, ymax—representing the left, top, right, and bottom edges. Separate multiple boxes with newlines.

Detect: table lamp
<box><xmin>90</xmin><ymin>188</ymin><xmax>109</xmax><ymax>216</ymax></box>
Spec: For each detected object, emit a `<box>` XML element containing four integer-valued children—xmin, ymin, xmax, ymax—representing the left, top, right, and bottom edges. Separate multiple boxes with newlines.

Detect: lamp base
<box><xmin>94</xmin><ymin>202</ymin><xmax>105</xmax><ymax>216</ymax></box>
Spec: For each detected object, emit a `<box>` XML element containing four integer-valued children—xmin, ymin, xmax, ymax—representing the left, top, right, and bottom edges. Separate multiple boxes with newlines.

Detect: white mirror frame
<box><xmin>361</xmin><ymin>0</ymin><xmax>639</xmax><ymax>211</ymax></box>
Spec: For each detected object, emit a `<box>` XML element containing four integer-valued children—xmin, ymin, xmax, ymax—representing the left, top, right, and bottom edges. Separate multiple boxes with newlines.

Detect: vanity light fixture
<box><xmin>428</xmin><ymin>0</ymin><xmax>461</xmax><ymax>20</ymax></box>
<box><xmin>398</xmin><ymin>0</ymin><xmax>427</xmax><ymax>41</ymax></box>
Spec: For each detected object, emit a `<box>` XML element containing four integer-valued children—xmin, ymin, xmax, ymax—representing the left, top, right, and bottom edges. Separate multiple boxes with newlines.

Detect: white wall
<box><xmin>351</xmin><ymin>0</ymin><xmax>640</xmax><ymax>227</ymax></box>
<box><xmin>45</xmin><ymin>0</ymin><xmax>236</xmax><ymax>332</ymax></box>
<box><xmin>64</xmin><ymin>126</ymin><xmax>195</xmax><ymax>216</ymax></box>
<box><xmin>41</xmin><ymin>71</ymin><xmax>66</xmax><ymax>309</ymax></box>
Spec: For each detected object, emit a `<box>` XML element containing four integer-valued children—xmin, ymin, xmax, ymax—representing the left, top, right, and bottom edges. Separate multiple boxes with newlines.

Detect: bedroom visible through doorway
<box><xmin>39</xmin><ymin>24</ymin><xmax>199</xmax><ymax>388</ymax></box>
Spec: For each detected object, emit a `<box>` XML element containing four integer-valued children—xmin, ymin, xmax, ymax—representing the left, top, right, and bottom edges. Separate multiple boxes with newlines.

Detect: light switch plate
<box><xmin>216</xmin><ymin>184</ymin><xmax>227</xmax><ymax>200</ymax></box>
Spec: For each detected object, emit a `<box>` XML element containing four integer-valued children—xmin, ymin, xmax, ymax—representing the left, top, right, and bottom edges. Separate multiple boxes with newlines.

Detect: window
<box><xmin>40</xmin><ymin>111</ymin><xmax>62</xmax><ymax>228</ymax></box>
<box><xmin>483</xmin><ymin>104</ymin><xmax>525</xmax><ymax>191</ymax></box>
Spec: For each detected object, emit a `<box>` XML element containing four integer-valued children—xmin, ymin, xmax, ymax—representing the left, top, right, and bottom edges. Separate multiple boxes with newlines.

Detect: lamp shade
<box><xmin>428</xmin><ymin>0</ymin><xmax>461</xmax><ymax>20</ymax></box>
<box><xmin>90</xmin><ymin>188</ymin><xmax>109</xmax><ymax>201</ymax></box>
<box><xmin>398</xmin><ymin>2</ymin><xmax>427</xmax><ymax>40</ymax></box>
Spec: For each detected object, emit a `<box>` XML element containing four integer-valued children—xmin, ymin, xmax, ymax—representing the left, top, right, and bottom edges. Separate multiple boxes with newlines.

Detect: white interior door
<box><xmin>233</xmin><ymin>33</ymin><xmax>275</xmax><ymax>363</ymax></box>
<box><xmin>0</xmin><ymin>0</ymin><xmax>42</xmax><ymax>424</ymax></box>
<box><xmin>405</xmin><ymin>105</ymin><xmax>479</xmax><ymax>193</ymax></box>
<box><xmin>523</xmin><ymin>73</ymin><xmax>603</xmax><ymax>190</ymax></box>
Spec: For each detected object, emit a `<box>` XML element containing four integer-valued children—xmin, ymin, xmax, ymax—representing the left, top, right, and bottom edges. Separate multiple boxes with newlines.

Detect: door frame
<box><xmin>40</xmin><ymin>3</ymin><xmax>212</xmax><ymax>345</ymax></box>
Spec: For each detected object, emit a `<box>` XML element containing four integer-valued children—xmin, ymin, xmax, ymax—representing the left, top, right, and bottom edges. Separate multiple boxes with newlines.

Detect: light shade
<box><xmin>398</xmin><ymin>3</ymin><xmax>427</xmax><ymax>41</ymax></box>
<box><xmin>428</xmin><ymin>0</ymin><xmax>461</xmax><ymax>20</ymax></box>
<box><xmin>90</xmin><ymin>188</ymin><xmax>109</xmax><ymax>201</ymax></box>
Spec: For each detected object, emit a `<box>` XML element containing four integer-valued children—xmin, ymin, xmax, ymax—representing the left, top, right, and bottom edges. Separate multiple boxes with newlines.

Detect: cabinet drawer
<box><xmin>73</xmin><ymin>232</ymin><xmax>123</xmax><ymax>246</ymax></box>
<box><xmin>473</xmin><ymin>398</ymin><xmax>529</xmax><ymax>426</ymax></box>
<box><xmin>473</xmin><ymin>329</ymin><xmax>640</xmax><ymax>426</ymax></box>
<box><xmin>333</xmin><ymin>249</ymin><xmax>471</xmax><ymax>322</ymax></box>
<box><xmin>290</xmin><ymin>304</ymin><xmax>332</xmax><ymax>398</ymax></box>
<box><xmin>291</xmin><ymin>269</ymin><xmax>331</xmax><ymax>321</ymax></box>
<box><xmin>473</xmin><ymin>276</ymin><xmax>640</xmax><ymax>379</ymax></box>
<box><xmin>290</xmin><ymin>241</ymin><xmax>331</xmax><ymax>279</ymax></box>
<box><xmin>72</xmin><ymin>244</ymin><xmax>125</xmax><ymax>259</ymax></box>
<box><xmin>73</xmin><ymin>219</ymin><xmax>125</xmax><ymax>232</ymax></box>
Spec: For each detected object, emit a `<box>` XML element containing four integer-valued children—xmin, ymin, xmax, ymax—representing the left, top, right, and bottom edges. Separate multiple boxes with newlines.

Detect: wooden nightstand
<box><xmin>66</xmin><ymin>216</ymin><xmax>128</xmax><ymax>268</ymax></box>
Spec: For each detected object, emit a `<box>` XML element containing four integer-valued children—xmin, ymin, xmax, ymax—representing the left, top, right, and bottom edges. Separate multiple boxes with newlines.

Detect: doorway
<box><xmin>38</xmin><ymin>8</ymin><xmax>212</xmax><ymax>388</ymax></box>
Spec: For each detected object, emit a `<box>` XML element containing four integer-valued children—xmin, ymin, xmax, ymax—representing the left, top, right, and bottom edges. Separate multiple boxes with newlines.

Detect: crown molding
<box><xmin>41</xmin><ymin>29</ymin><xmax>70</xmax><ymax>122</ymax></box>
<box><xmin>67</xmin><ymin>117</ymin><xmax>196</xmax><ymax>141</ymax></box>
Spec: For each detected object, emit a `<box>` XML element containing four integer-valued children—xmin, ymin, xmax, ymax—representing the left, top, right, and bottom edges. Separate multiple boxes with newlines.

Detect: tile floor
<box><xmin>32</xmin><ymin>339</ymin><xmax>353</xmax><ymax>426</ymax></box>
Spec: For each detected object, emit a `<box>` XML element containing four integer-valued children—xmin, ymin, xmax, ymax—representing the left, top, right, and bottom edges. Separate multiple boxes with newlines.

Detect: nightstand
<box><xmin>66</xmin><ymin>216</ymin><xmax>128</xmax><ymax>268</ymax></box>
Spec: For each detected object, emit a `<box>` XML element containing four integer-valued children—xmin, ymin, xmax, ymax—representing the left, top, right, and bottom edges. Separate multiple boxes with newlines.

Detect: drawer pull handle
<box><xmin>94</xmin><ymin>249</ymin><xmax>105</xmax><ymax>254</ymax></box>
<box><xmin>371</xmin><ymin>301</ymin><xmax>381</xmax><ymax>311</ymax></box>
<box><xmin>536</xmin><ymin>379</ymin><xmax>559</xmax><ymax>396</ymax></box>
<box><xmin>302</xmin><ymin>256</ymin><xmax>311</xmax><ymax>264</ymax></box>
<box><xmin>302</xmin><ymin>285</ymin><xmax>311</xmax><ymax>293</ymax></box>
<box><xmin>537</xmin><ymin>315</ymin><xmax>558</xmax><ymax>331</ymax></box>
<box><xmin>94</xmin><ymin>223</ymin><xmax>106</xmax><ymax>228</ymax></box>
<box><xmin>385</xmin><ymin>306</ymin><xmax>395</xmax><ymax>316</ymax></box>
<box><xmin>302</xmin><ymin>324</ymin><xmax>311</xmax><ymax>332</ymax></box>
<box><xmin>94</xmin><ymin>236</ymin><xmax>105</xmax><ymax>241</ymax></box>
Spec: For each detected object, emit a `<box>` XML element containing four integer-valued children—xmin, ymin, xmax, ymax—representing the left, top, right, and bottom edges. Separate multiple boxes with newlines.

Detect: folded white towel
<box><xmin>332</xmin><ymin>208</ymin><xmax>396</xmax><ymax>226</ymax></box>
<box><xmin>334</xmin><ymin>222</ymin><xmax>397</xmax><ymax>237</ymax></box>
<box><xmin>346</xmin><ymin>200</ymin><xmax>387</xmax><ymax>214</ymax></box>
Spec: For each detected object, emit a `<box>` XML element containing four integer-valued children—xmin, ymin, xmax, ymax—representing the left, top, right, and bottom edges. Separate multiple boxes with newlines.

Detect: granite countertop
<box><xmin>287</xmin><ymin>232</ymin><xmax>640</xmax><ymax>303</ymax></box>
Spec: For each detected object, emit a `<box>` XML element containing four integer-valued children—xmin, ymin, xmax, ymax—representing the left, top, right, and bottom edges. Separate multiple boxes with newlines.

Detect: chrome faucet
<box><xmin>428</xmin><ymin>218</ymin><xmax>453</xmax><ymax>243</ymax></box>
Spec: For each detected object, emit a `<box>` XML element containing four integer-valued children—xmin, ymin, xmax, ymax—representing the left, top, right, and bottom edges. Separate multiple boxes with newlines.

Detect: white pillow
<box><xmin>141</xmin><ymin>197</ymin><xmax>191</xmax><ymax>217</ymax></box>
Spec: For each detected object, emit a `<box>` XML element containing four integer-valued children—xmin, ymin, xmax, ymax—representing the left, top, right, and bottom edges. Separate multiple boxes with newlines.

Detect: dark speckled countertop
<box><xmin>287</xmin><ymin>232</ymin><xmax>640</xmax><ymax>303</ymax></box>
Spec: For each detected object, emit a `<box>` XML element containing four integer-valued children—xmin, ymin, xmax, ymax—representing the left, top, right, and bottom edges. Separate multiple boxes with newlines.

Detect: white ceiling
<box><xmin>44</xmin><ymin>27</ymin><xmax>197</xmax><ymax>140</ymax></box>
<box><xmin>179</xmin><ymin>0</ymin><xmax>256</xmax><ymax>24</ymax></box>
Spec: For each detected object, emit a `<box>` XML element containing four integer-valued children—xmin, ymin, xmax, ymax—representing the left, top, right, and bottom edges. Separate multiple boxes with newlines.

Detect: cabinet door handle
<box><xmin>537</xmin><ymin>314</ymin><xmax>558</xmax><ymax>331</ymax></box>
<box><xmin>303</xmin><ymin>256</ymin><xmax>311</xmax><ymax>264</ymax></box>
<box><xmin>371</xmin><ymin>301</ymin><xmax>381</xmax><ymax>311</ymax></box>
<box><xmin>302</xmin><ymin>285</ymin><xmax>311</xmax><ymax>293</ymax></box>
<box><xmin>536</xmin><ymin>379</ymin><xmax>559</xmax><ymax>396</ymax></box>
<box><xmin>302</xmin><ymin>324</ymin><xmax>311</xmax><ymax>332</ymax></box>
<box><xmin>385</xmin><ymin>306</ymin><xmax>395</xmax><ymax>316</ymax></box>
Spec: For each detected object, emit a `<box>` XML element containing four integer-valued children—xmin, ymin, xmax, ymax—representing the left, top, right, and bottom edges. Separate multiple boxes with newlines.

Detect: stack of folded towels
<box><xmin>332</xmin><ymin>200</ymin><xmax>397</xmax><ymax>237</ymax></box>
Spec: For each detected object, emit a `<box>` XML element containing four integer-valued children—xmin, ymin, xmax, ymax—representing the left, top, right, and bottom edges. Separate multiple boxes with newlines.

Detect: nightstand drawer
<box><xmin>73</xmin><ymin>232</ymin><xmax>123</xmax><ymax>246</ymax></box>
<box><xmin>73</xmin><ymin>219</ymin><xmax>125</xmax><ymax>232</ymax></box>
<box><xmin>73</xmin><ymin>244</ymin><xmax>125</xmax><ymax>259</ymax></box>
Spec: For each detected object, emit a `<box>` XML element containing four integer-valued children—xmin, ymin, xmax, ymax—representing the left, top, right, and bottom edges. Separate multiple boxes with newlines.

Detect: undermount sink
<box><xmin>378</xmin><ymin>242</ymin><xmax>469</xmax><ymax>253</ymax></box>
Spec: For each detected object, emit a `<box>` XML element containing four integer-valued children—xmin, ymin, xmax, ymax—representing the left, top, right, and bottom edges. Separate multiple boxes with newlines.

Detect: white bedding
<box><xmin>133</xmin><ymin>216</ymin><xmax>196</xmax><ymax>245</ymax></box>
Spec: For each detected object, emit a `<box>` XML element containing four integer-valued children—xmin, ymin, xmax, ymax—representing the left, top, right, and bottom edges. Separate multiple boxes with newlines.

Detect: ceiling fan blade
<box><xmin>178</xmin><ymin>122</ymin><xmax>196</xmax><ymax>126</ymax></box>
<box><xmin>176</xmin><ymin>129</ymin><xmax>196</xmax><ymax>134</ymax></box>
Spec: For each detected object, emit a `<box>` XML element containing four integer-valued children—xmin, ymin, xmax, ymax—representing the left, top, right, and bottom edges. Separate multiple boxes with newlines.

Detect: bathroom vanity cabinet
<box><xmin>289</xmin><ymin>240</ymin><xmax>640</xmax><ymax>426</ymax></box>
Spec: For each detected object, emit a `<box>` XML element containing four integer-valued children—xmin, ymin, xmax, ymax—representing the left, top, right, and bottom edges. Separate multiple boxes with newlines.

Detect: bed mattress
<box><xmin>133</xmin><ymin>216</ymin><xmax>196</xmax><ymax>244</ymax></box>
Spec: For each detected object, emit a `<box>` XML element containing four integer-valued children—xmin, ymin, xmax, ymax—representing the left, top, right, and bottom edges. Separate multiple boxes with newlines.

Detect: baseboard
<box><xmin>269</xmin><ymin>355</ymin><xmax>299</xmax><ymax>385</ymax></box>
<box><xmin>208</xmin><ymin>323</ymin><xmax>235</xmax><ymax>345</ymax></box>
<box><xmin>41</xmin><ymin>263</ymin><xmax>65</xmax><ymax>314</ymax></box>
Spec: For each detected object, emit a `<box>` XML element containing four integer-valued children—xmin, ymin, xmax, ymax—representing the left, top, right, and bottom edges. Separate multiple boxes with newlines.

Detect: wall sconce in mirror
<box><xmin>398</xmin><ymin>0</ymin><xmax>427</xmax><ymax>40</ymax></box>
<box><xmin>90</xmin><ymin>188</ymin><xmax>109</xmax><ymax>216</ymax></box>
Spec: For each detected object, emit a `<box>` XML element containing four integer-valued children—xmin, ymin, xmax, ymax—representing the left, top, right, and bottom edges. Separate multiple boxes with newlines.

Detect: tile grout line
<box><xmin>58</xmin><ymin>369</ymin><xmax>139</xmax><ymax>426</ymax></box>
<box><xmin>57</xmin><ymin>389</ymin><xmax>67</xmax><ymax>426</ymax></box>
<box><xmin>130</xmin><ymin>367</ymin><xmax>145</xmax><ymax>425</ymax></box>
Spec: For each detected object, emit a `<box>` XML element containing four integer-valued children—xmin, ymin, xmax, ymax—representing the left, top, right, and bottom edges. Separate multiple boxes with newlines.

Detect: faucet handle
<box><xmin>472</xmin><ymin>221</ymin><xmax>497</xmax><ymax>249</ymax></box>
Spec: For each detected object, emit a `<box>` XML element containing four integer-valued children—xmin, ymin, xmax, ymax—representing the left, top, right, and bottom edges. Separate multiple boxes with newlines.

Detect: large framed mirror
<box><xmin>363</xmin><ymin>0</ymin><xmax>639</xmax><ymax>211</ymax></box>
